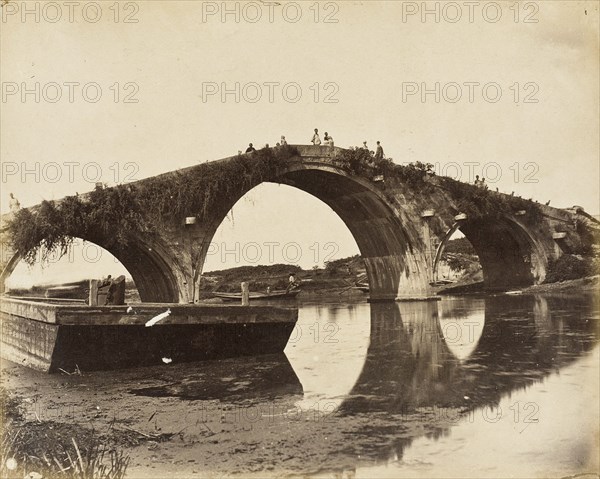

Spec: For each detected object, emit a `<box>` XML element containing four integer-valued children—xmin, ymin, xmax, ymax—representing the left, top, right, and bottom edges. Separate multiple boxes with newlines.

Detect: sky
<box><xmin>1</xmin><ymin>1</ymin><xmax>598</xmax><ymax>286</ymax></box>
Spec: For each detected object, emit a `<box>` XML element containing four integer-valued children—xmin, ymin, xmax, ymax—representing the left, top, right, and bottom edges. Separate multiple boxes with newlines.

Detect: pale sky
<box><xmin>1</xmin><ymin>1</ymin><xmax>598</xmax><ymax>285</ymax></box>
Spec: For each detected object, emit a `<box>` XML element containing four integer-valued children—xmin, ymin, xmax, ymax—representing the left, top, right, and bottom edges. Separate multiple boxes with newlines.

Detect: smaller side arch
<box><xmin>0</xmin><ymin>236</ymin><xmax>180</xmax><ymax>303</ymax></box>
<box><xmin>433</xmin><ymin>215</ymin><xmax>549</xmax><ymax>290</ymax></box>
<box><xmin>0</xmin><ymin>251</ymin><xmax>21</xmax><ymax>294</ymax></box>
<box><xmin>432</xmin><ymin>222</ymin><xmax>462</xmax><ymax>283</ymax></box>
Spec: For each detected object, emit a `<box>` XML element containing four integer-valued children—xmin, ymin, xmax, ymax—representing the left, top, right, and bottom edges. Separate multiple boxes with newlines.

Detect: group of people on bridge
<box><xmin>241</xmin><ymin>129</ymin><xmax>386</xmax><ymax>161</ymax></box>
<box><xmin>310</xmin><ymin>128</ymin><xmax>335</xmax><ymax>147</ymax></box>
<box><xmin>243</xmin><ymin>135</ymin><xmax>289</xmax><ymax>153</ymax></box>
<box><xmin>474</xmin><ymin>175</ymin><xmax>488</xmax><ymax>189</ymax></box>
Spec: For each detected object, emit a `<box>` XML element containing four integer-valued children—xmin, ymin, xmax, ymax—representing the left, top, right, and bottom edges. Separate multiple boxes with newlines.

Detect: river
<box><xmin>2</xmin><ymin>293</ymin><xmax>598</xmax><ymax>478</ymax></box>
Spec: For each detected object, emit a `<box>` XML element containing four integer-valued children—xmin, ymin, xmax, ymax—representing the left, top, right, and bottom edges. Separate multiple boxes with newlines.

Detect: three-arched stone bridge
<box><xmin>0</xmin><ymin>145</ymin><xmax>596</xmax><ymax>302</ymax></box>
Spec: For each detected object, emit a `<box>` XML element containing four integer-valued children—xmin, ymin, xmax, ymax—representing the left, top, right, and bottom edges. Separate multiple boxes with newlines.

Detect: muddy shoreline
<box><xmin>1</xmin><ymin>355</ymin><xmax>465</xmax><ymax>478</ymax></box>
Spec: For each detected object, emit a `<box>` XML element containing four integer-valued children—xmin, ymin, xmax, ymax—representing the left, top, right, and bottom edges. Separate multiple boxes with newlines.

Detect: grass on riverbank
<box><xmin>1</xmin><ymin>388</ymin><xmax>130</xmax><ymax>479</ymax></box>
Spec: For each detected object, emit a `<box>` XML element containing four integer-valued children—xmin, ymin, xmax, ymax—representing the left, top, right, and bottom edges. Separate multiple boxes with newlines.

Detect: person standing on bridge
<box><xmin>280</xmin><ymin>135</ymin><xmax>287</xmax><ymax>146</ymax></box>
<box><xmin>311</xmin><ymin>128</ymin><xmax>321</xmax><ymax>145</ymax></box>
<box><xmin>245</xmin><ymin>143</ymin><xmax>256</xmax><ymax>153</ymax></box>
<box><xmin>375</xmin><ymin>141</ymin><xmax>384</xmax><ymax>161</ymax></box>
<box><xmin>8</xmin><ymin>193</ymin><xmax>20</xmax><ymax>213</ymax></box>
<box><xmin>474</xmin><ymin>175</ymin><xmax>481</xmax><ymax>187</ymax></box>
<box><xmin>324</xmin><ymin>132</ymin><xmax>334</xmax><ymax>147</ymax></box>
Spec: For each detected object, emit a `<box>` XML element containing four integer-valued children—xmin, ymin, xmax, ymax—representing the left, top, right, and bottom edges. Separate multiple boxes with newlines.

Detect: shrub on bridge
<box><xmin>438</xmin><ymin>176</ymin><xmax>543</xmax><ymax>222</ymax></box>
<box><xmin>334</xmin><ymin>147</ymin><xmax>374</xmax><ymax>176</ymax></box>
<box><xmin>334</xmin><ymin>148</ymin><xmax>543</xmax><ymax>222</ymax></box>
<box><xmin>7</xmin><ymin>187</ymin><xmax>150</xmax><ymax>265</ymax></box>
<box><xmin>9</xmin><ymin>201</ymin><xmax>79</xmax><ymax>265</ymax></box>
<box><xmin>135</xmin><ymin>144</ymin><xmax>299</xmax><ymax>222</ymax></box>
<box><xmin>334</xmin><ymin>147</ymin><xmax>436</xmax><ymax>192</ymax></box>
<box><xmin>544</xmin><ymin>254</ymin><xmax>594</xmax><ymax>283</ymax></box>
<box><xmin>7</xmin><ymin>146</ymin><xmax>300</xmax><ymax>265</ymax></box>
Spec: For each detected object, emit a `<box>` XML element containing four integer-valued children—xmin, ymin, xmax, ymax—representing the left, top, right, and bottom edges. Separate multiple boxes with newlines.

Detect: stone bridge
<box><xmin>0</xmin><ymin>145</ymin><xmax>596</xmax><ymax>302</ymax></box>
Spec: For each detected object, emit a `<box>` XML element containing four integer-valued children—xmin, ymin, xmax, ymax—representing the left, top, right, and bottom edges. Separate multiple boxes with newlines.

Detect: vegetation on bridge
<box><xmin>437</xmin><ymin>177</ymin><xmax>543</xmax><ymax>222</ymax></box>
<box><xmin>335</xmin><ymin>147</ymin><xmax>543</xmax><ymax>221</ymax></box>
<box><xmin>334</xmin><ymin>147</ymin><xmax>437</xmax><ymax>191</ymax></box>
<box><xmin>136</xmin><ymin>144</ymin><xmax>298</xmax><ymax>222</ymax></box>
<box><xmin>8</xmin><ymin>146</ymin><xmax>299</xmax><ymax>265</ymax></box>
<box><xmin>8</xmin><ymin>145</ymin><xmax>544</xmax><ymax>265</ymax></box>
<box><xmin>544</xmin><ymin>254</ymin><xmax>600</xmax><ymax>283</ymax></box>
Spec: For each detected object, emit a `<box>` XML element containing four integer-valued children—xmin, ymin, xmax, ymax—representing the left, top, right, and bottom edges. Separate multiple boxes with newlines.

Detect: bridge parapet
<box><xmin>291</xmin><ymin>144</ymin><xmax>342</xmax><ymax>159</ymax></box>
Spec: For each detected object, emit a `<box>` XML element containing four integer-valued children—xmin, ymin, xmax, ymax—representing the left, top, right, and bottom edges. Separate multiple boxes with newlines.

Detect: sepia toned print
<box><xmin>1</xmin><ymin>1</ymin><xmax>598</xmax><ymax>478</ymax></box>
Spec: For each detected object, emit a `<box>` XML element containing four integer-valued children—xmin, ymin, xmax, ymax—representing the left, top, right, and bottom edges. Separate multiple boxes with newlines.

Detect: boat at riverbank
<box><xmin>211</xmin><ymin>290</ymin><xmax>301</xmax><ymax>301</ymax></box>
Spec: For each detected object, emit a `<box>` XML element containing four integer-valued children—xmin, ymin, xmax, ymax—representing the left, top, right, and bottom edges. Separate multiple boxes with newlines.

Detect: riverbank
<box><xmin>437</xmin><ymin>275</ymin><xmax>600</xmax><ymax>297</ymax></box>
<box><xmin>521</xmin><ymin>274</ymin><xmax>600</xmax><ymax>294</ymax></box>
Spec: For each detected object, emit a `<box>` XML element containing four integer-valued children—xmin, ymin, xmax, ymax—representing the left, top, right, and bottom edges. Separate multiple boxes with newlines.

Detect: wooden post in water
<box><xmin>89</xmin><ymin>280</ymin><xmax>98</xmax><ymax>306</ymax></box>
<box><xmin>241</xmin><ymin>282</ymin><xmax>249</xmax><ymax>306</ymax></box>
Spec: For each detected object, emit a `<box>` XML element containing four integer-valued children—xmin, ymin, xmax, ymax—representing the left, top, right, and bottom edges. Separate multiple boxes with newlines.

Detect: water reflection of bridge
<box><xmin>209</xmin><ymin>294</ymin><xmax>597</xmax><ymax>418</ymax></box>
<box><xmin>340</xmin><ymin>295</ymin><xmax>597</xmax><ymax>414</ymax></box>
<box><xmin>212</xmin><ymin>294</ymin><xmax>598</xmax><ymax>470</ymax></box>
<box><xmin>331</xmin><ymin>294</ymin><xmax>598</xmax><ymax>465</ymax></box>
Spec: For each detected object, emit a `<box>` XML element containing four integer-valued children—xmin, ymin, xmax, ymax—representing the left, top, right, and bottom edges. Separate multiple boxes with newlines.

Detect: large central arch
<box><xmin>194</xmin><ymin>161</ymin><xmax>430</xmax><ymax>301</ymax></box>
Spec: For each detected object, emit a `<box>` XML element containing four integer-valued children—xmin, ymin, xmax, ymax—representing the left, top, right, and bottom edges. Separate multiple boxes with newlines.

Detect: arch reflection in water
<box><xmin>341</xmin><ymin>295</ymin><xmax>598</xmax><ymax>414</ymax></box>
<box><xmin>339</xmin><ymin>301</ymin><xmax>462</xmax><ymax>416</ymax></box>
<box><xmin>77</xmin><ymin>294</ymin><xmax>597</xmax><ymax>477</ymax></box>
<box><xmin>122</xmin><ymin>294</ymin><xmax>598</xmax><ymax>475</ymax></box>
<box><xmin>438</xmin><ymin>297</ymin><xmax>485</xmax><ymax>361</ymax></box>
<box><xmin>284</xmin><ymin>302</ymin><xmax>371</xmax><ymax>411</ymax></box>
<box><xmin>334</xmin><ymin>294</ymin><xmax>598</xmax><ymax>467</ymax></box>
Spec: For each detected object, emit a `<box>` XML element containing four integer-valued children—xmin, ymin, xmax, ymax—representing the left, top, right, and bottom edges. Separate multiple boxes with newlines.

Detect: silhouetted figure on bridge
<box><xmin>97</xmin><ymin>275</ymin><xmax>112</xmax><ymax>305</ymax></box>
<box><xmin>474</xmin><ymin>175</ymin><xmax>481</xmax><ymax>187</ymax></box>
<box><xmin>99</xmin><ymin>275</ymin><xmax>112</xmax><ymax>289</ymax></box>
<box><xmin>8</xmin><ymin>193</ymin><xmax>20</xmax><ymax>213</ymax></box>
<box><xmin>245</xmin><ymin>143</ymin><xmax>256</xmax><ymax>153</ymax></box>
<box><xmin>375</xmin><ymin>141</ymin><xmax>384</xmax><ymax>160</ymax></box>
<box><xmin>324</xmin><ymin>132</ymin><xmax>334</xmax><ymax>147</ymax></box>
<box><xmin>311</xmin><ymin>128</ymin><xmax>321</xmax><ymax>145</ymax></box>
<box><xmin>280</xmin><ymin>135</ymin><xmax>287</xmax><ymax>146</ymax></box>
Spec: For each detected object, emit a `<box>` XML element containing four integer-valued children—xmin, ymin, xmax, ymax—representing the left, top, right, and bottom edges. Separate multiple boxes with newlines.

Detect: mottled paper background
<box><xmin>0</xmin><ymin>2</ymin><xmax>599</xmax><ymax>477</ymax></box>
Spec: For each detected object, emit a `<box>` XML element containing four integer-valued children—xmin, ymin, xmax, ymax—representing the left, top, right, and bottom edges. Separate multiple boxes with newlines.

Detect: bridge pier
<box><xmin>364</xmin><ymin>253</ymin><xmax>440</xmax><ymax>302</ymax></box>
